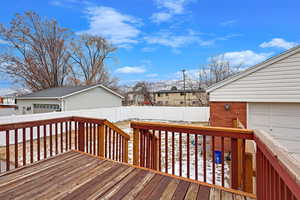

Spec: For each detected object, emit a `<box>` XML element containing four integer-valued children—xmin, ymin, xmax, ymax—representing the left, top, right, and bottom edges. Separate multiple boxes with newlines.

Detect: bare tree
<box><xmin>0</xmin><ymin>12</ymin><xmax>71</xmax><ymax>91</ymax></box>
<box><xmin>69</xmin><ymin>34</ymin><xmax>118</xmax><ymax>88</ymax></box>
<box><xmin>198</xmin><ymin>55</ymin><xmax>242</xmax><ymax>87</ymax></box>
<box><xmin>132</xmin><ymin>81</ymin><xmax>154</xmax><ymax>105</ymax></box>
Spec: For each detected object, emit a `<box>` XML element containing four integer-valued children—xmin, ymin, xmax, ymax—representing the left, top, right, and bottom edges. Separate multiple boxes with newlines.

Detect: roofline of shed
<box><xmin>16</xmin><ymin>84</ymin><xmax>124</xmax><ymax>100</ymax></box>
<box><xmin>206</xmin><ymin>45</ymin><xmax>300</xmax><ymax>93</ymax></box>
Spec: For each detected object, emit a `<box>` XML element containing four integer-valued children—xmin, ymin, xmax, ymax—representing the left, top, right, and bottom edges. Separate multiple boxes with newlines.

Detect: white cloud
<box><xmin>260</xmin><ymin>38</ymin><xmax>298</xmax><ymax>50</ymax></box>
<box><xmin>144</xmin><ymin>30</ymin><xmax>213</xmax><ymax>48</ymax></box>
<box><xmin>0</xmin><ymin>39</ymin><xmax>8</xmax><ymax>44</ymax></box>
<box><xmin>151</xmin><ymin>0</ymin><xmax>194</xmax><ymax>23</ymax></box>
<box><xmin>0</xmin><ymin>88</ymin><xmax>16</xmax><ymax>96</ymax></box>
<box><xmin>115</xmin><ymin>66</ymin><xmax>146</xmax><ymax>74</ymax></box>
<box><xmin>146</xmin><ymin>73</ymin><xmax>159</xmax><ymax>77</ymax></box>
<box><xmin>221</xmin><ymin>50</ymin><xmax>273</xmax><ymax>66</ymax></box>
<box><xmin>79</xmin><ymin>6</ymin><xmax>141</xmax><ymax>46</ymax></box>
<box><xmin>220</xmin><ymin>20</ymin><xmax>237</xmax><ymax>27</ymax></box>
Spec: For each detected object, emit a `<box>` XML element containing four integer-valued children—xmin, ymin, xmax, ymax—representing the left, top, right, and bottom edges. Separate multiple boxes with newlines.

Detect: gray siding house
<box><xmin>16</xmin><ymin>84</ymin><xmax>123</xmax><ymax>114</ymax></box>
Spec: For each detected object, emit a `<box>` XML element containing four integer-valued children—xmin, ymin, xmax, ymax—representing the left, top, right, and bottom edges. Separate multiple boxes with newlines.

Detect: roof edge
<box><xmin>206</xmin><ymin>45</ymin><xmax>300</xmax><ymax>93</ymax></box>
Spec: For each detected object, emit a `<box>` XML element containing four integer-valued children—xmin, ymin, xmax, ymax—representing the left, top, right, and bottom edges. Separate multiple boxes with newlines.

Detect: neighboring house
<box><xmin>1</xmin><ymin>93</ymin><xmax>17</xmax><ymax>105</ymax></box>
<box><xmin>125</xmin><ymin>92</ymin><xmax>146</xmax><ymax>106</ymax></box>
<box><xmin>153</xmin><ymin>87</ymin><xmax>208</xmax><ymax>106</ymax></box>
<box><xmin>207</xmin><ymin>45</ymin><xmax>300</xmax><ymax>138</ymax></box>
<box><xmin>16</xmin><ymin>84</ymin><xmax>124</xmax><ymax>115</ymax></box>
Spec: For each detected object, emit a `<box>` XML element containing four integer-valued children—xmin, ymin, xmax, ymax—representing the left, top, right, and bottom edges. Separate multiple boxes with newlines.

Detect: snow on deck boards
<box><xmin>0</xmin><ymin>151</ymin><xmax>254</xmax><ymax>200</ymax></box>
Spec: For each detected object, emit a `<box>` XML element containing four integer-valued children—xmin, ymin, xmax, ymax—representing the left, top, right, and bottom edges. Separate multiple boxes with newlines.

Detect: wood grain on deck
<box><xmin>0</xmin><ymin>151</ymin><xmax>255</xmax><ymax>200</ymax></box>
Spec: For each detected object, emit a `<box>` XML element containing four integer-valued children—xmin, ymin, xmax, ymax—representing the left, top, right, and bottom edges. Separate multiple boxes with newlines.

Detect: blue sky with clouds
<box><xmin>0</xmin><ymin>0</ymin><xmax>300</xmax><ymax>90</ymax></box>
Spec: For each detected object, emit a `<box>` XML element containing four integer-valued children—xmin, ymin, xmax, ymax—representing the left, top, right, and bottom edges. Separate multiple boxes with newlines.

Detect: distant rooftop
<box><xmin>154</xmin><ymin>88</ymin><xmax>205</xmax><ymax>93</ymax></box>
<box><xmin>17</xmin><ymin>84</ymin><xmax>123</xmax><ymax>99</ymax></box>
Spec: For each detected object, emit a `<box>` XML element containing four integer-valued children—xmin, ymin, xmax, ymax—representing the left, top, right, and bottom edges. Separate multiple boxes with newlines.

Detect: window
<box><xmin>165</xmin><ymin>101</ymin><xmax>168</xmax><ymax>104</ymax></box>
<box><xmin>180</xmin><ymin>101</ymin><xmax>184</xmax><ymax>104</ymax></box>
<box><xmin>33</xmin><ymin>104</ymin><xmax>60</xmax><ymax>111</ymax></box>
<box><xmin>180</xmin><ymin>93</ymin><xmax>185</xmax><ymax>96</ymax></box>
<box><xmin>157</xmin><ymin>93</ymin><xmax>161</xmax><ymax>97</ymax></box>
<box><xmin>165</xmin><ymin>93</ymin><xmax>168</xmax><ymax>96</ymax></box>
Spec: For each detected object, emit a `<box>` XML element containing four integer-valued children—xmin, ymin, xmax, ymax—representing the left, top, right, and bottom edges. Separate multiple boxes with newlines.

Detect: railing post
<box><xmin>231</xmin><ymin>138</ymin><xmax>239</xmax><ymax>189</ymax></box>
<box><xmin>98</xmin><ymin>124</ymin><xmax>105</xmax><ymax>157</ymax></box>
<box><xmin>152</xmin><ymin>136</ymin><xmax>159</xmax><ymax>170</ymax></box>
<box><xmin>78</xmin><ymin>122</ymin><xmax>85</xmax><ymax>152</ymax></box>
<box><xmin>123</xmin><ymin>139</ymin><xmax>128</xmax><ymax>163</ymax></box>
<box><xmin>245</xmin><ymin>152</ymin><xmax>253</xmax><ymax>193</ymax></box>
<box><xmin>133</xmin><ymin>128</ymin><xmax>140</xmax><ymax>166</ymax></box>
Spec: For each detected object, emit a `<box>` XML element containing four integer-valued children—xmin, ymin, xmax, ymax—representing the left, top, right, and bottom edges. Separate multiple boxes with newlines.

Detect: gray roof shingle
<box><xmin>17</xmin><ymin>85</ymin><xmax>121</xmax><ymax>99</ymax></box>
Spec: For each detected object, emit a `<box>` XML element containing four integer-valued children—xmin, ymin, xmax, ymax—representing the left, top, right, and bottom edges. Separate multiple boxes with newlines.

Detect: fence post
<box><xmin>133</xmin><ymin>128</ymin><xmax>140</xmax><ymax>166</ymax></box>
<box><xmin>231</xmin><ymin>138</ymin><xmax>239</xmax><ymax>189</ymax></box>
<box><xmin>123</xmin><ymin>139</ymin><xmax>128</xmax><ymax>163</ymax></box>
<box><xmin>78</xmin><ymin>122</ymin><xmax>85</xmax><ymax>152</ymax></box>
<box><xmin>98</xmin><ymin>124</ymin><xmax>105</xmax><ymax>157</ymax></box>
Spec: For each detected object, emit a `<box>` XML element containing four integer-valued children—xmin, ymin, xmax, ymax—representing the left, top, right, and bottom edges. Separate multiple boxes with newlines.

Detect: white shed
<box><xmin>207</xmin><ymin>45</ymin><xmax>300</xmax><ymax>143</ymax></box>
<box><xmin>16</xmin><ymin>84</ymin><xmax>124</xmax><ymax>115</ymax></box>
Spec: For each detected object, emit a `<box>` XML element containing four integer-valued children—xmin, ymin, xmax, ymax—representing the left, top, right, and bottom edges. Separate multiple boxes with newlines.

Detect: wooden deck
<box><xmin>0</xmin><ymin>151</ymin><xmax>254</xmax><ymax>200</ymax></box>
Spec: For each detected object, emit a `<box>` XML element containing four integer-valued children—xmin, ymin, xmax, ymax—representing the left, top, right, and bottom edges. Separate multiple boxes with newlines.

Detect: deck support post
<box><xmin>133</xmin><ymin>128</ymin><xmax>140</xmax><ymax>166</ymax></box>
<box><xmin>98</xmin><ymin>124</ymin><xmax>105</xmax><ymax>157</ymax></box>
<box><xmin>78</xmin><ymin>122</ymin><xmax>85</xmax><ymax>152</ymax></box>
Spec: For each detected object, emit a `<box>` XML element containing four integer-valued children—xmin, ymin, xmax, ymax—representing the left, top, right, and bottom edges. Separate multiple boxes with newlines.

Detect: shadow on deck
<box><xmin>0</xmin><ymin>151</ymin><xmax>254</xmax><ymax>200</ymax></box>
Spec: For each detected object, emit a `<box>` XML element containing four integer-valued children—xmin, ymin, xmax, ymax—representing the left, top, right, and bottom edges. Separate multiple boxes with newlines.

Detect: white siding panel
<box><xmin>210</xmin><ymin>51</ymin><xmax>300</xmax><ymax>102</ymax></box>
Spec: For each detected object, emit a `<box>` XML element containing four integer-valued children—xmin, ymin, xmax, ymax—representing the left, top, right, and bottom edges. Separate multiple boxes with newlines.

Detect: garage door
<box><xmin>248</xmin><ymin>103</ymin><xmax>300</xmax><ymax>139</ymax></box>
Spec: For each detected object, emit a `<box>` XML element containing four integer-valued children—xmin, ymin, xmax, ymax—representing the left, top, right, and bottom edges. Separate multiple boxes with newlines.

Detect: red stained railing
<box><xmin>255</xmin><ymin>135</ymin><xmax>300</xmax><ymax>200</ymax></box>
<box><xmin>131</xmin><ymin>121</ymin><xmax>254</xmax><ymax>192</ymax></box>
<box><xmin>0</xmin><ymin>116</ymin><xmax>129</xmax><ymax>174</ymax></box>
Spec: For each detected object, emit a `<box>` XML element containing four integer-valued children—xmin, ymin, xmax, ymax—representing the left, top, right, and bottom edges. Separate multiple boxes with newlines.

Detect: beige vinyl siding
<box><xmin>210</xmin><ymin>51</ymin><xmax>300</xmax><ymax>102</ymax></box>
<box><xmin>64</xmin><ymin>87</ymin><xmax>122</xmax><ymax>111</ymax></box>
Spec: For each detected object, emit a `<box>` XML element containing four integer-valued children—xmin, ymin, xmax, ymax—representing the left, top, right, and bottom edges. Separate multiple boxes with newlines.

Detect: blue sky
<box><xmin>0</xmin><ymin>0</ymin><xmax>300</xmax><ymax>91</ymax></box>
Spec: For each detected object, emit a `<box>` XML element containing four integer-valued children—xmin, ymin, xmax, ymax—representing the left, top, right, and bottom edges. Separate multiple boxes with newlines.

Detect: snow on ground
<box><xmin>115</xmin><ymin>119</ymin><xmax>230</xmax><ymax>187</ymax></box>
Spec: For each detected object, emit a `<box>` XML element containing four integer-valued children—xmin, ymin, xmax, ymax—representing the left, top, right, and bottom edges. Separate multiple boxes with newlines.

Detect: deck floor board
<box><xmin>0</xmin><ymin>151</ymin><xmax>255</xmax><ymax>200</ymax></box>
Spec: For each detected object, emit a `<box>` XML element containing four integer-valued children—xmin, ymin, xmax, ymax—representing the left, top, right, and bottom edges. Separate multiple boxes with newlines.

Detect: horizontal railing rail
<box><xmin>131</xmin><ymin>121</ymin><xmax>254</xmax><ymax>193</ymax></box>
<box><xmin>255</xmin><ymin>131</ymin><xmax>300</xmax><ymax>200</ymax></box>
<box><xmin>0</xmin><ymin>116</ymin><xmax>130</xmax><ymax>174</ymax></box>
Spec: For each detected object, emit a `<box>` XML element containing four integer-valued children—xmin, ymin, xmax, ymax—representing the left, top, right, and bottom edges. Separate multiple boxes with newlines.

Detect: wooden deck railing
<box><xmin>131</xmin><ymin>121</ymin><xmax>254</xmax><ymax>192</ymax></box>
<box><xmin>255</xmin><ymin>131</ymin><xmax>300</xmax><ymax>200</ymax></box>
<box><xmin>0</xmin><ymin>116</ymin><xmax>130</xmax><ymax>174</ymax></box>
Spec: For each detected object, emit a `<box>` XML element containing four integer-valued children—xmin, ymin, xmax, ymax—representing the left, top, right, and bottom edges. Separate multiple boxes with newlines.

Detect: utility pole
<box><xmin>181</xmin><ymin>69</ymin><xmax>186</xmax><ymax>106</ymax></box>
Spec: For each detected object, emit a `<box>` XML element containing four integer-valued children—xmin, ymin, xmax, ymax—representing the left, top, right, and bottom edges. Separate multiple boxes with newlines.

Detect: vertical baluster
<box><xmin>22</xmin><ymin>128</ymin><xmax>26</xmax><ymax>166</ymax></box>
<box><xmin>30</xmin><ymin>126</ymin><xmax>33</xmax><ymax>163</ymax></box>
<box><xmin>212</xmin><ymin>136</ymin><xmax>215</xmax><ymax>184</ymax></box>
<box><xmin>89</xmin><ymin>123</ymin><xmax>92</xmax><ymax>153</ymax></box>
<box><xmin>6</xmin><ymin>130</ymin><xmax>10</xmax><ymax>171</ymax></box>
<box><xmin>179</xmin><ymin>132</ymin><xmax>182</xmax><ymax>176</ymax></box>
<box><xmin>221</xmin><ymin>137</ymin><xmax>225</xmax><ymax>187</ymax></box>
<box><xmin>242</xmin><ymin>139</ymin><xmax>246</xmax><ymax>191</ymax></box>
<box><xmin>109</xmin><ymin>128</ymin><xmax>111</xmax><ymax>159</ymax></box>
<box><xmin>93</xmin><ymin>124</ymin><xmax>96</xmax><ymax>155</ymax></box>
<box><xmin>187</xmin><ymin>133</ymin><xmax>190</xmax><ymax>178</ymax></box>
<box><xmin>14</xmin><ymin>129</ymin><xmax>18</xmax><ymax>169</ymax></box>
<box><xmin>44</xmin><ymin>125</ymin><xmax>47</xmax><ymax>159</ymax></box>
<box><xmin>66</xmin><ymin>122</ymin><xmax>68</xmax><ymax>151</ymax></box>
<box><xmin>60</xmin><ymin>122</ymin><xmax>63</xmax><ymax>153</ymax></box>
<box><xmin>69</xmin><ymin>121</ymin><xmax>72</xmax><ymax>149</ymax></box>
<box><xmin>37</xmin><ymin>126</ymin><xmax>40</xmax><ymax>161</ymax></box>
<box><xmin>147</xmin><ymin>131</ymin><xmax>150</xmax><ymax>168</ymax></box>
<box><xmin>75</xmin><ymin>122</ymin><xmax>78</xmax><ymax>150</ymax></box>
<box><xmin>231</xmin><ymin>138</ymin><xmax>239</xmax><ymax>189</ymax></box>
<box><xmin>105</xmin><ymin>126</ymin><xmax>108</xmax><ymax>157</ymax></box>
<box><xmin>158</xmin><ymin>130</ymin><xmax>161</xmax><ymax>171</ymax></box>
<box><xmin>55</xmin><ymin>123</ymin><xmax>58</xmax><ymax>154</ymax></box>
<box><xmin>85</xmin><ymin>123</ymin><xmax>88</xmax><ymax>152</ymax></box>
<box><xmin>140</xmin><ymin>130</ymin><xmax>144</xmax><ymax>167</ymax></box>
<box><xmin>116</xmin><ymin>132</ymin><xmax>119</xmax><ymax>160</ymax></box>
<box><xmin>172</xmin><ymin>132</ymin><xmax>175</xmax><ymax>175</ymax></box>
<box><xmin>165</xmin><ymin>131</ymin><xmax>168</xmax><ymax>173</ymax></box>
<box><xmin>50</xmin><ymin>124</ymin><xmax>53</xmax><ymax>157</ymax></box>
<box><xmin>195</xmin><ymin>134</ymin><xmax>198</xmax><ymax>180</ymax></box>
<box><xmin>119</xmin><ymin>135</ymin><xmax>122</xmax><ymax>161</ymax></box>
<box><xmin>203</xmin><ymin>135</ymin><xmax>207</xmax><ymax>182</ymax></box>
<box><xmin>113</xmin><ymin>131</ymin><xmax>116</xmax><ymax>160</ymax></box>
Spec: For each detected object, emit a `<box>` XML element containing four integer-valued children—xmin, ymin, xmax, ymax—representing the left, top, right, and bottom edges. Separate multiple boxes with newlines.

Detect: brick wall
<box><xmin>210</xmin><ymin>102</ymin><xmax>247</xmax><ymax>128</ymax></box>
<box><xmin>210</xmin><ymin>102</ymin><xmax>247</xmax><ymax>152</ymax></box>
